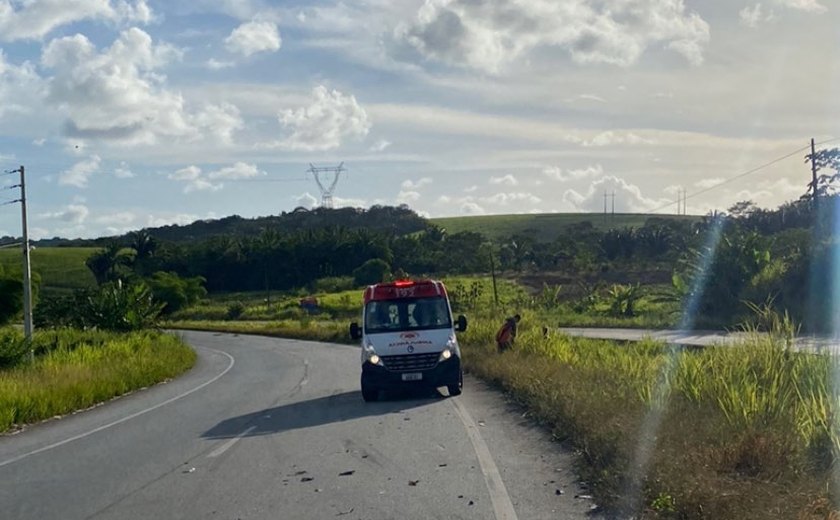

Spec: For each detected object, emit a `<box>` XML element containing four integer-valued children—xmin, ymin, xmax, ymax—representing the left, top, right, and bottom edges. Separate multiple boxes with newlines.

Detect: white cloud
<box><xmin>740</xmin><ymin>4</ymin><xmax>765</xmax><ymax>28</ymax></box>
<box><xmin>0</xmin><ymin>0</ymin><xmax>152</xmax><ymax>42</ymax></box>
<box><xmin>396</xmin><ymin>190</ymin><xmax>421</xmax><ymax>204</ymax></box>
<box><xmin>95</xmin><ymin>211</ymin><xmax>136</xmax><ymax>226</ymax></box>
<box><xmin>206</xmin><ymin>58</ymin><xmax>235</xmax><ymax>70</ymax></box>
<box><xmin>401</xmin><ymin>177</ymin><xmax>432</xmax><ymax>190</ymax></box>
<box><xmin>464</xmin><ymin>185</ymin><xmax>478</xmax><ymax>193</ymax></box>
<box><xmin>564</xmin><ymin>175</ymin><xmax>667</xmax><ymax>213</ymax></box>
<box><xmin>38</xmin><ymin>204</ymin><xmax>89</xmax><ymax>224</ymax></box>
<box><xmin>41</xmin><ymin>29</ymin><xmax>242</xmax><ymax>145</ymax></box>
<box><xmin>480</xmin><ymin>192</ymin><xmax>542</xmax><ymax>206</ymax></box>
<box><xmin>59</xmin><ymin>155</ymin><xmax>101</xmax><ymax>187</ymax></box>
<box><xmin>460</xmin><ymin>201</ymin><xmax>485</xmax><ymax>215</ymax></box>
<box><xmin>277</xmin><ymin>85</ymin><xmax>371</xmax><ymax>151</ymax></box>
<box><xmin>776</xmin><ymin>0</ymin><xmax>827</xmax><ymax>12</ymax></box>
<box><xmin>694</xmin><ymin>177</ymin><xmax>725</xmax><ymax>189</ymax></box>
<box><xmin>32</xmin><ymin>138</ymin><xmax>46</xmax><ymax>146</ymax></box>
<box><xmin>489</xmin><ymin>174</ymin><xmax>518</xmax><ymax>186</ymax></box>
<box><xmin>394</xmin><ymin>0</ymin><xmax>710</xmax><ymax>72</ymax></box>
<box><xmin>294</xmin><ymin>192</ymin><xmax>318</xmax><ymax>209</ymax></box>
<box><xmin>207</xmin><ymin>161</ymin><xmax>265</xmax><ymax>179</ymax></box>
<box><xmin>544</xmin><ymin>164</ymin><xmax>603</xmax><ymax>182</ymax></box>
<box><xmin>369</xmin><ymin>139</ymin><xmax>391</xmax><ymax>152</ymax></box>
<box><xmin>225</xmin><ymin>20</ymin><xmax>282</xmax><ymax>57</ymax></box>
<box><xmin>169</xmin><ymin>165</ymin><xmax>222</xmax><ymax>193</ymax></box>
<box><xmin>584</xmin><ymin>131</ymin><xmax>655</xmax><ymax>147</ymax></box>
<box><xmin>114</xmin><ymin>161</ymin><xmax>134</xmax><ymax>178</ymax></box>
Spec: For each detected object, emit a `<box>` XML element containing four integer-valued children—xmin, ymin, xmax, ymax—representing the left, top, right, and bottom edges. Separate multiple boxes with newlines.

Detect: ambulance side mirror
<box><xmin>350</xmin><ymin>322</ymin><xmax>362</xmax><ymax>340</ymax></box>
<box><xmin>455</xmin><ymin>315</ymin><xmax>468</xmax><ymax>332</ymax></box>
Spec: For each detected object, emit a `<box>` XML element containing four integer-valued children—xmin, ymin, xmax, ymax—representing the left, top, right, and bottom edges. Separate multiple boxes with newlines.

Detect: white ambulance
<box><xmin>349</xmin><ymin>279</ymin><xmax>467</xmax><ymax>402</ymax></box>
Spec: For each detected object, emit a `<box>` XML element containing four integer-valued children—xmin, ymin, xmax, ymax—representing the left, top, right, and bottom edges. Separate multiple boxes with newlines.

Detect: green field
<box><xmin>431</xmin><ymin>212</ymin><xmax>698</xmax><ymax>242</ymax></box>
<box><xmin>0</xmin><ymin>247</ymin><xmax>97</xmax><ymax>291</ymax></box>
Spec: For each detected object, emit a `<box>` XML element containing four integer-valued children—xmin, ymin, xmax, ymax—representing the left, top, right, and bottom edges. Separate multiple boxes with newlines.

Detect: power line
<box><xmin>650</xmin><ymin>137</ymin><xmax>840</xmax><ymax>214</ymax></box>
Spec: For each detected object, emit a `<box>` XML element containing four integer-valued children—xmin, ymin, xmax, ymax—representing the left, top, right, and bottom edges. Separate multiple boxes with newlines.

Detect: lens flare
<box><xmin>623</xmin><ymin>214</ymin><xmax>726</xmax><ymax>511</ymax></box>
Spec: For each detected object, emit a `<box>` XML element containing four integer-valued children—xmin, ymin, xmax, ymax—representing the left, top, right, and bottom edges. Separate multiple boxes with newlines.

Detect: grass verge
<box><xmin>0</xmin><ymin>328</ymin><xmax>195</xmax><ymax>433</ymax></box>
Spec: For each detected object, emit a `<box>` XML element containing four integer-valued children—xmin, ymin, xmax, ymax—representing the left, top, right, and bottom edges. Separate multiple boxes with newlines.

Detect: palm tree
<box><xmin>86</xmin><ymin>242</ymin><xmax>130</xmax><ymax>285</ymax></box>
<box><xmin>129</xmin><ymin>230</ymin><xmax>157</xmax><ymax>275</ymax></box>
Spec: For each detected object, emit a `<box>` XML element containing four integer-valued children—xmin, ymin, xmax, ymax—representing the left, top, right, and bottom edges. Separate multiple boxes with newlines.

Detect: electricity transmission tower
<box><xmin>307</xmin><ymin>162</ymin><xmax>346</xmax><ymax>209</ymax></box>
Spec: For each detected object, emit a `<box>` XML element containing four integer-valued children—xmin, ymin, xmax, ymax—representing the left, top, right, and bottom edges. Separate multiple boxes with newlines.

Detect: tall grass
<box><xmin>0</xmin><ymin>328</ymin><xmax>195</xmax><ymax>432</ymax></box>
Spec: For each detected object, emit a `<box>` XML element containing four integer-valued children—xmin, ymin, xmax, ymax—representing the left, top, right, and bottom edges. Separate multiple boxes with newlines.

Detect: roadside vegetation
<box><xmin>0</xmin><ymin>328</ymin><xmax>195</xmax><ymax>433</ymax></box>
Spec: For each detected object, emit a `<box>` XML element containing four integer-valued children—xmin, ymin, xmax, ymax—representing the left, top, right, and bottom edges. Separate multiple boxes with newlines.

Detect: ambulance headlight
<box><xmin>369</xmin><ymin>353</ymin><xmax>381</xmax><ymax>365</ymax></box>
<box><xmin>439</xmin><ymin>349</ymin><xmax>452</xmax><ymax>362</ymax></box>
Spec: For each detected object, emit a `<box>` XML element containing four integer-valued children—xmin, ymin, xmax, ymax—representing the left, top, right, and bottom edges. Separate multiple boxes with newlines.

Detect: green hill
<box><xmin>0</xmin><ymin>247</ymin><xmax>97</xmax><ymax>291</ymax></box>
<box><xmin>431</xmin><ymin>213</ymin><xmax>699</xmax><ymax>242</ymax></box>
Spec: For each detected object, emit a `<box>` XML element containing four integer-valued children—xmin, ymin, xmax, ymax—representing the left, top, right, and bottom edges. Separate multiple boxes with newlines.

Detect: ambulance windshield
<box><xmin>364</xmin><ymin>297</ymin><xmax>451</xmax><ymax>334</ymax></box>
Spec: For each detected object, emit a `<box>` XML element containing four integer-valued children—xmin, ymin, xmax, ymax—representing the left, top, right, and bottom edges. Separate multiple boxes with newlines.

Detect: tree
<box><xmin>727</xmin><ymin>200</ymin><xmax>758</xmax><ymax>218</ymax></box>
<box><xmin>146</xmin><ymin>272</ymin><xmax>207</xmax><ymax>315</ymax></box>
<box><xmin>129</xmin><ymin>230</ymin><xmax>157</xmax><ymax>275</ymax></box>
<box><xmin>86</xmin><ymin>242</ymin><xmax>131</xmax><ymax>285</ymax></box>
<box><xmin>353</xmin><ymin>259</ymin><xmax>391</xmax><ymax>286</ymax></box>
<box><xmin>803</xmin><ymin>147</ymin><xmax>840</xmax><ymax>200</ymax></box>
<box><xmin>0</xmin><ymin>265</ymin><xmax>23</xmax><ymax>325</ymax></box>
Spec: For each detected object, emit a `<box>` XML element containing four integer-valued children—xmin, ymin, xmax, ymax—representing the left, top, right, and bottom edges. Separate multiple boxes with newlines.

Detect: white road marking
<box><xmin>0</xmin><ymin>347</ymin><xmax>235</xmax><ymax>469</ymax></box>
<box><xmin>451</xmin><ymin>398</ymin><xmax>519</xmax><ymax>520</ymax></box>
<box><xmin>207</xmin><ymin>425</ymin><xmax>257</xmax><ymax>458</ymax></box>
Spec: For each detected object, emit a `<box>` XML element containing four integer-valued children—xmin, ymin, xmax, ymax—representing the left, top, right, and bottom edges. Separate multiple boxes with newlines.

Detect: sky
<box><xmin>0</xmin><ymin>0</ymin><xmax>837</xmax><ymax>240</ymax></box>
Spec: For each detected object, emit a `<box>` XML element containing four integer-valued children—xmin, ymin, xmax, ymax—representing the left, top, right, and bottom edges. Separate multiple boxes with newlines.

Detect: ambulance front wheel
<box><xmin>361</xmin><ymin>375</ymin><xmax>379</xmax><ymax>402</ymax></box>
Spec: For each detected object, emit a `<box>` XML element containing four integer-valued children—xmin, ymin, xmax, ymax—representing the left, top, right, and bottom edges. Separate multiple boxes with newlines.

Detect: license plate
<box><xmin>402</xmin><ymin>373</ymin><xmax>423</xmax><ymax>381</ymax></box>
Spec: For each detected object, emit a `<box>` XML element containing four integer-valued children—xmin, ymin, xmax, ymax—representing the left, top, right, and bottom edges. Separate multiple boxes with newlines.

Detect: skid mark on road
<box><xmin>451</xmin><ymin>398</ymin><xmax>519</xmax><ymax>520</ymax></box>
<box><xmin>0</xmin><ymin>347</ymin><xmax>235</xmax><ymax>469</ymax></box>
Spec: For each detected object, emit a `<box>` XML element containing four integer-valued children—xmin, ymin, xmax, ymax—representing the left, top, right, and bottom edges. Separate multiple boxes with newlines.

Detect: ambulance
<box><xmin>349</xmin><ymin>279</ymin><xmax>467</xmax><ymax>402</ymax></box>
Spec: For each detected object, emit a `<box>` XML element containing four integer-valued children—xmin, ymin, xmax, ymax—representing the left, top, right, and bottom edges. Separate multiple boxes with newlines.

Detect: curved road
<box><xmin>0</xmin><ymin>331</ymin><xmax>598</xmax><ymax>520</ymax></box>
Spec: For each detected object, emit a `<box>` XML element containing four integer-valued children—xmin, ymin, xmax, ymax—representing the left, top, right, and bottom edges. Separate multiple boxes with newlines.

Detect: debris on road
<box><xmin>336</xmin><ymin>507</ymin><xmax>354</xmax><ymax>516</ymax></box>
<box><xmin>182</xmin><ymin>467</ymin><xmax>196</xmax><ymax>474</ymax></box>
<box><xmin>339</xmin><ymin>470</ymin><xmax>355</xmax><ymax>476</ymax></box>
<box><xmin>574</xmin><ymin>494</ymin><xmax>593</xmax><ymax>500</ymax></box>
<box><xmin>555</xmin><ymin>489</ymin><xmax>564</xmax><ymax>496</ymax></box>
<box><xmin>301</xmin><ymin>477</ymin><xmax>314</xmax><ymax>482</ymax></box>
<box><xmin>408</xmin><ymin>479</ymin><xmax>419</xmax><ymax>486</ymax></box>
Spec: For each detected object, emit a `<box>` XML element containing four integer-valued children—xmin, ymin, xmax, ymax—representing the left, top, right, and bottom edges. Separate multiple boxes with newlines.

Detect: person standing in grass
<box><xmin>496</xmin><ymin>314</ymin><xmax>521</xmax><ymax>353</ymax></box>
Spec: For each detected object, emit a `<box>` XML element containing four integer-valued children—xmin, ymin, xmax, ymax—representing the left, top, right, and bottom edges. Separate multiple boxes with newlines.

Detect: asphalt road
<box><xmin>0</xmin><ymin>331</ymin><xmax>600</xmax><ymax>520</ymax></box>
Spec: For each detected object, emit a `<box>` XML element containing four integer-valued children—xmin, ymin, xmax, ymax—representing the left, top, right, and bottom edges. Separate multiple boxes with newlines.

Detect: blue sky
<box><xmin>0</xmin><ymin>0</ymin><xmax>837</xmax><ymax>239</ymax></box>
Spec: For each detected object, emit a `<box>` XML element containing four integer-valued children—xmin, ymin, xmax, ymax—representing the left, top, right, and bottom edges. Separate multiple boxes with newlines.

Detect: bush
<box><xmin>0</xmin><ymin>272</ymin><xmax>23</xmax><ymax>325</ymax></box>
<box><xmin>352</xmin><ymin>258</ymin><xmax>390</xmax><ymax>286</ymax></box>
<box><xmin>0</xmin><ymin>328</ymin><xmax>27</xmax><ymax>368</ymax></box>
<box><xmin>226</xmin><ymin>301</ymin><xmax>245</xmax><ymax>320</ymax></box>
<box><xmin>34</xmin><ymin>282</ymin><xmax>163</xmax><ymax>331</ymax></box>
<box><xmin>0</xmin><ymin>264</ymin><xmax>40</xmax><ymax>326</ymax></box>
<box><xmin>147</xmin><ymin>271</ymin><xmax>207</xmax><ymax>315</ymax></box>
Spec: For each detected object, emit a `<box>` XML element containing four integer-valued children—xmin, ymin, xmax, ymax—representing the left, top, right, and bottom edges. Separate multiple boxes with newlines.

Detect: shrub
<box><xmin>35</xmin><ymin>282</ymin><xmax>163</xmax><ymax>331</ymax></box>
<box><xmin>146</xmin><ymin>271</ymin><xmax>207</xmax><ymax>315</ymax></box>
<box><xmin>0</xmin><ymin>327</ymin><xmax>27</xmax><ymax>368</ymax></box>
<box><xmin>226</xmin><ymin>301</ymin><xmax>245</xmax><ymax>320</ymax></box>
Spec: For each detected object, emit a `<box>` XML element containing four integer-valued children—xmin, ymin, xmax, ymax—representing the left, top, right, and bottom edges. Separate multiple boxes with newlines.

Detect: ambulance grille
<box><xmin>382</xmin><ymin>353</ymin><xmax>439</xmax><ymax>372</ymax></box>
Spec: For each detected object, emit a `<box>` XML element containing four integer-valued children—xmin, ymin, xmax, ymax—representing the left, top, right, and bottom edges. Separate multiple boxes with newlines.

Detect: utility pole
<box><xmin>3</xmin><ymin>166</ymin><xmax>33</xmax><ymax>357</ymax></box>
<box><xmin>603</xmin><ymin>190</ymin><xmax>607</xmax><ymax>225</ymax></box>
<box><xmin>610</xmin><ymin>191</ymin><xmax>615</xmax><ymax>216</ymax></box>
<box><xmin>810</xmin><ymin>137</ymin><xmax>818</xmax><ymax>210</ymax></box>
